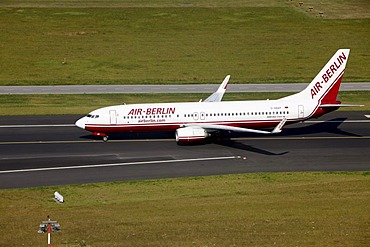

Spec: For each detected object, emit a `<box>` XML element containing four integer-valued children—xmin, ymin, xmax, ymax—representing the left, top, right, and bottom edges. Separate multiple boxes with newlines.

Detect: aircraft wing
<box><xmin>185</xmin><ymin>118</ymin><xmax>287</xmax><ymax>134</ymax></box>
<box><xmin>203</xmin><ymin>75</ymin><xmax>230</xmax><ymax>102</ymax></box>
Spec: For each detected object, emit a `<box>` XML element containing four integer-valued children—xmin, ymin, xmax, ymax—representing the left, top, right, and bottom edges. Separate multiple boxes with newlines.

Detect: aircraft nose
<box><xmin>75</xmin><ymin>118</ymin><xmax>86</xmax><ymax>129</ymax></box>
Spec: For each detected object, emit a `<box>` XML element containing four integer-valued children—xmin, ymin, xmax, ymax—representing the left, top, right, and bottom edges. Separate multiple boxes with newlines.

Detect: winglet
<box><xmin>203</xmin><ymin>75</ymin><xmax>230</xmax><ymax>102</ymax></box>
<box><xmin>272</xmin><ymin>117</ymin><xmax>287</xmax><ymax>134</ymax></box>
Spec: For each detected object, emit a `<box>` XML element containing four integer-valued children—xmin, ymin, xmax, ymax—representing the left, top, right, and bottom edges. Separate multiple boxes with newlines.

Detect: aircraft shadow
<box><xmin>281</xmin><ymin>117</ymin><xmax>360</xmax><ymax>137</ymax></box>
<box><xmin>212</xmin><ymin>117</ymin><xmax>359</xmax><ymax>155</ymax></box>
<box><xmin>215</xmin><ymin>139</ymin><xmax>289</xmax><ymax>156</ymax></box>
<box><xmin>222</xmin><ymin>117</ymin><xmax>359</xmax><ymax>139</ymax></box>
<box><xmin>80</xmin><ymin>131</ymin><xmax>175</xmax><ymax>141</ymax></box>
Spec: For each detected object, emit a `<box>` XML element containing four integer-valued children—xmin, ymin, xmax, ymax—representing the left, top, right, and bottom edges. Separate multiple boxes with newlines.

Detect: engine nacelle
<box><xmin>175</xmin><ymin>126</ymin><xmax>209</xmax><ymax>143</ymax></box>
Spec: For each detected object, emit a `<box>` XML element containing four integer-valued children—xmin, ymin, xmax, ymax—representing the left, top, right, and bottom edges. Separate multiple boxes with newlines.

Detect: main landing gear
<box><xmin>93</xmin><ymin>132</ymin><xmax>109</xmax><ymax>142</ymax></box>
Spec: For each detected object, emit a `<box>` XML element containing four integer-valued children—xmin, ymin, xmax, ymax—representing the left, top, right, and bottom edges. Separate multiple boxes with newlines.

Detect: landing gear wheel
<box><xmin>103</xmin><ymin>136</ymin><xmax>109</xmax><ymax>142</ymax></box>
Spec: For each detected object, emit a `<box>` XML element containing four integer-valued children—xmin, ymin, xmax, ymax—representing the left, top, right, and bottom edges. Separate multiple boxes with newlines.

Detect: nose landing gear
<box><xmin>92</xmin><ymin>132</ymin><xmax>109</xmax><ymax>142</ymax></box>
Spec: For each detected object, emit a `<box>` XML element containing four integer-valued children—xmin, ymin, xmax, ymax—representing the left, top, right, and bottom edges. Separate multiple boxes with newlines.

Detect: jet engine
<box><xmin>175</xmin><ymin>126</ymin><xmax>209</xmax><ymax>144</ymax></box>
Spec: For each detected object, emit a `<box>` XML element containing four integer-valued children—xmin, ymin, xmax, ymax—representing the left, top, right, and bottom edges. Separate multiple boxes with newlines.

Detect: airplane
<box><xmin>75</xmin><ymin>49</ymin><xmax>357</xmax><ymax>143</ymax></box>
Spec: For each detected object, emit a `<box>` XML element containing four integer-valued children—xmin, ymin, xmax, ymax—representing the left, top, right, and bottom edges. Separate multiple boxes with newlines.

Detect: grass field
<box><xmin>0</xmin><ymin>172</ymin><xmax>369</xmax><ymax>246</ymax></box>
<box><xmin>0</xmin><ymin>1</ymin><xmax>369</xmax><ymax>85</ymax></box>
<box><xmin>0</xmin><ymin>91</ymin><xmax>368</xmax><ymax>115</ymax></box>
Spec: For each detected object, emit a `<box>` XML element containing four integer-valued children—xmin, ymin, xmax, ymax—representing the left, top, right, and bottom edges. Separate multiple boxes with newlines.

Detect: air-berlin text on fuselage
<box><xmin>128</xmin><ymin>107</ymin><xmax>176</xmax><ymax>115</ymax></box>
<box><xmin>311</xmin><ymin>52</ymin><xmax>347</xmax><ymax>99</ymax></box>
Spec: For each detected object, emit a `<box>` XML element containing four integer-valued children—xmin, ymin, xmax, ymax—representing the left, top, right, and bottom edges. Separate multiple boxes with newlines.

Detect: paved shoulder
<box><xmin>0</xmin><ymin>83</ymin><xmax>369</xmax><ymax>94</ymax></box>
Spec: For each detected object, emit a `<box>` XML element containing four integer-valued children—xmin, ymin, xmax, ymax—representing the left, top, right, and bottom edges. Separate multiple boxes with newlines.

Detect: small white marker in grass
<box><xmin>54</xmin><ymin>192</ymin><xmax>64</xmax><ymax>203</ymax></box>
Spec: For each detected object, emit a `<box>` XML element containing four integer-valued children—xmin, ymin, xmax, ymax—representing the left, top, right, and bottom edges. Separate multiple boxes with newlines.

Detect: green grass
<box><xmin>0</xmin><ymin>0</ymin><xmax>284</xmax><ymax>8</ymax></box>
<box><xmin>0</xmin><ymin>172</ymin><xmax>369</xmax><ymax>246</ymax></box>
<box><xmin>0</xmin><ymin>1</ymin><xmax>369</xmax><ymax>85</ymax></box>
<box><xmin>0</xmin><ymin>91</ymin><xmax>368</xmax><ymax>115</ymax></box>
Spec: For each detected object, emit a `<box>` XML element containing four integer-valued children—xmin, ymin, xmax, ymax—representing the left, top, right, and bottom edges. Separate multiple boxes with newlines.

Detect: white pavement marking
<box><xmin>0</xmin><ymin>124</ymin><xmax>75</xmax><ymax>128</ymax></box>
<box><xmin>0</xmin><ymin>156</ymin><xmax>238</xmax><ymax>174</ymax></box>
<box><xmin>0</xmin><ymin>136</ymin><xmax>369</xmax><ymax>146</ymax></box>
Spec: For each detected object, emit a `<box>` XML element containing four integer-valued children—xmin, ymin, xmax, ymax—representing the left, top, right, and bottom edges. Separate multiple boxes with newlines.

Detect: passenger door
<box><xmin>110</xmin><ymin>110</ymin><xmax>117</xmax><ymax>125</ymax></box>
<box><xmin>298</xmin><ymin>105</ymin><xmax>304</xmax><ymax>118</ymax></box>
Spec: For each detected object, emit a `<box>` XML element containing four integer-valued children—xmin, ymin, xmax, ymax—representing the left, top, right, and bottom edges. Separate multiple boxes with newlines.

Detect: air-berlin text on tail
<box><xmin>128</xmin><ymin>107</ymin><xmax>176</xmax><ymax>115</ymax></box>
<box><xmin>311</xmin><ymin>52</ymin><xmax>347</xmax><ymax>99</ymax></box>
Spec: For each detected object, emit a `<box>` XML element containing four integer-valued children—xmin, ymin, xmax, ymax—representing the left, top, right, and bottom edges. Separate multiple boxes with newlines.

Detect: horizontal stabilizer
<box><xmin>203</xmin><ymin>75</ymin><xmax>230</xmax><ymax>102</ymax></box>
<box><xmin>320</xmin><ymin>104</ymin><xmax>364</xmax><ymax>108</ymax></box>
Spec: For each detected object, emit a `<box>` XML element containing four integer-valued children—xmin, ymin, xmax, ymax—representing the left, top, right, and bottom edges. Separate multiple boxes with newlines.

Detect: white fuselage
<box><xmin>76</xmin><ymin>98</ymin><xmax>318</xmax><ymax>134</ymax></box>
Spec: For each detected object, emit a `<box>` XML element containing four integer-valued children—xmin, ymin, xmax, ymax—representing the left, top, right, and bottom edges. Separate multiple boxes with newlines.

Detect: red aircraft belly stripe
<box><xmin>85</xmin><ymin>118</ymin><xmax>292</xmax><ymax>133</ymax></box>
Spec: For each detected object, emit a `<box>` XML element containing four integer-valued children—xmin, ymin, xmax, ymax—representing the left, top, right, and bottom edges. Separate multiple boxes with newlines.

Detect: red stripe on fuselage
<box><xmin>85</xmin><ymin>119</ymin><xmax>293</xmax><ymax>134</ymax></box>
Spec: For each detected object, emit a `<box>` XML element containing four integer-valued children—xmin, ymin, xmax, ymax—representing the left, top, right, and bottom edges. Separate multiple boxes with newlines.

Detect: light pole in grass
<box><xmin>38</xmin><ymin>216</ymin><xmax>61</xmax><ymax>247</ymax></box>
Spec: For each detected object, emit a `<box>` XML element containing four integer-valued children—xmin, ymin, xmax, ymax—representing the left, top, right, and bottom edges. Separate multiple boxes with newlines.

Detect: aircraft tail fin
<box><xmin>282</xmin><ymin>49</ymin><xmax>350</xmax><ymax>105</ymax></box>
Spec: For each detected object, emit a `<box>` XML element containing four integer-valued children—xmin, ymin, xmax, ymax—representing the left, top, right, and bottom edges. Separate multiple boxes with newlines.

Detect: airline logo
<box><xmin>128</xmin><ymin>107</ymin><xmax>176</xmax><ymax>115</ymax></box>
<box><xmin>311</xmin><ymin>51</ymin><xmax>347</xmax><ymax>99</ymax></box>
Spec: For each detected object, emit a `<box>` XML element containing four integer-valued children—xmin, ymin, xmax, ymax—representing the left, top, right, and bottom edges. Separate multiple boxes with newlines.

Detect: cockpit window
<box><xmin>87</xmin><ymin>114</ymin><xmax>92</xmax><ymax>118</ymax></box>
<box><xmin>86</xmin><ymin>114</ymin><xmax>99</xmax><ymax>118</ymax></box>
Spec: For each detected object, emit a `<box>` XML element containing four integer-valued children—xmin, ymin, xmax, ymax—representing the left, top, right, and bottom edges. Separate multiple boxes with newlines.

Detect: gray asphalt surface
<box><xmin>0</xmin><ymin>111</ymin><xmax>369</xmax><ymax>189</ymax></box>
<box><xmin>1</xmin><ymin>83</ymin><xmax>370</xmax><ymax>94</ymax></box>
